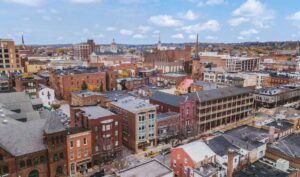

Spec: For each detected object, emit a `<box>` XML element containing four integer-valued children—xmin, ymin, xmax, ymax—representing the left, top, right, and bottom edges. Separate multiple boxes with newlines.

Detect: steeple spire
<box><xmin>194</xmin><ymin>34</ymin><xmax>200</xmax><ymax>60</ymax></box>
<box><xmin>158</xmin><ymin>33</ymin><xmax>161</xmax><ymax>44</ymax></box>
<box><xmin>21</xmin><ymin>34</ymin><xmax>25</xmax><ymax>46</ymax></box>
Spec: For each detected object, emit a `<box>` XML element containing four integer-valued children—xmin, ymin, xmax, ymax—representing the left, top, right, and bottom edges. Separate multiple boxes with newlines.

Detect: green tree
<box><xmin>81</xmin><ymin>81</ymin><xmax>88</xmax><ymax>90</ymax></box>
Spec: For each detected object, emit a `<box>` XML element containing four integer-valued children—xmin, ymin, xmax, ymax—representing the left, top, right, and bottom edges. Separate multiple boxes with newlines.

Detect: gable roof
<box><xmin>207</xmin><ymin>135</ymin><xmax>237</xmax><ymax>156</ymax></box>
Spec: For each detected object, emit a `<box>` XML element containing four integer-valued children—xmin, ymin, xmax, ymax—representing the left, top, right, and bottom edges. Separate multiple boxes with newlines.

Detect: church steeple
<box><xmin>193</xmin><ymin>34</ymin><xmax>200</xmax><ymax>60</ymax></box>
<box><xmin>21</xmin><ymin>34</ymin><xmax>25</xmax><ymax>46</ymax></box>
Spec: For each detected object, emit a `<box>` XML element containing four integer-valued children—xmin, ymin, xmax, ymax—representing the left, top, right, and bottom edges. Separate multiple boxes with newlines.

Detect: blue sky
<box><xmin>1</xmin><ymin>0</ymin><xmax>300</xmax><ymax>44</ymax></box>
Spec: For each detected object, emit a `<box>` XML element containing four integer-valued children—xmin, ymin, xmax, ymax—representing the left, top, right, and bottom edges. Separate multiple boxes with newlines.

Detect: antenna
<box><xmin>21</xmin><ymin>34</ymin><xmax>25</xmax><ymax>45</ymax></box>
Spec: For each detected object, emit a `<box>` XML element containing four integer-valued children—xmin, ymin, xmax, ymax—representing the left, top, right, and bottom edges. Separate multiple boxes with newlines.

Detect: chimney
<box><xmin>227</xmin><ymin>148</ymin><xmax>235</xmax><ymax>177</ymax></box>
<box><xmin>268</xmin><ymin>126</ymin><xmax>275</xmax><ymax>143</ymax></box>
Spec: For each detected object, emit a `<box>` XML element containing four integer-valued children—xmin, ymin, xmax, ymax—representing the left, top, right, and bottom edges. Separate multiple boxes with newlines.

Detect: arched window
<box><xmin>28</xmin><ymin>170</ymin><xmax>39</xmax><ymax>177</ymax></box>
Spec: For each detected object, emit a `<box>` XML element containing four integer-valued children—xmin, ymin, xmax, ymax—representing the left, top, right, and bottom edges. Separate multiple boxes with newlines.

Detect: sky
<box><xmin>1</xmin><ymin>0</ymin><xmax>300</xmax><ymax>44</ymax></box>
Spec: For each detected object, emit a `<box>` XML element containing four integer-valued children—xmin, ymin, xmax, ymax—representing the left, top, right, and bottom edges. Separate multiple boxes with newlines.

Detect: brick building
<box><xmin>156</xmin><ymin>112</ymin><xmax>179</xmax><ymax>143</ymax></box>
<box><xmin>109</xmin><ymin>96</ymin><xmax>157</xmax><ymax>152</ymax></box>
<box><xmin>15</xmin><ymin>73</ymin><xmax>44</xmax><ymax>99</ymax></box>
<box><xmin>0</xmin><ymin>39</ymin><xmax>24</xmax><ymax>75</ymax></box>
<box><xmin>71</xmin><ymin>90</ymin><xmax>105</xmax><ymax>107</ymax></box>
<box><xmin>151</xmin><ymin>86</ymin><xmax>254</xmax><ymax>135</ymax></box>
<box><xmin>49</xmin><ymin>67</ymin><xmax>110</xmax><ymax>101</ymax></box>
<box><xmin>73</xmin><ymin>39</ymin><xmax>100</xmax><ymax>61</ymax></box>
<box><xmin>170</xmin><ymin>141</ymin><xmax>216</xmax><ymax>177</ymax></box>
<box><xmin>143</xmin><ymin>46</ymin><xmax>192</xmax><ymax>65</ymax></box>
<box><xmin>117</xmin><ymin>77</ymin><xmax>148</xmax><ymax>91</ymax></box>
<box><xmin>70</xmin><ymin>106</ymin><xmax>122</xmax><ymax>164</ymax></box>
<box><xmin>66</xmin><ymin>127</ymin><xmax>92</xmax><ymax>176</ymax></box>
<box><xmin>0</xmin><ymin>111</ymin><xmax>68</xmax><ymax>177</ymax></box>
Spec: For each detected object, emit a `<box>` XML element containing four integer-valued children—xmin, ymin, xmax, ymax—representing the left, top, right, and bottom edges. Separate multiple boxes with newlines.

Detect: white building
<box><xmin>38</xmin><ymin>84</ymin><xmax>55</xmax><ymax>108</ymax></box>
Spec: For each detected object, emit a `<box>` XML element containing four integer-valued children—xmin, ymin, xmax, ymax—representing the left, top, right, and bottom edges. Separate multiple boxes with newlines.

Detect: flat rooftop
<box><xmin>117</xmin><ymin>159</ymin><xmax>173</xmax><ymax>177</ymax></box>
<box><xmin>53</xmin><ymin>67</ymin><xmax>102</xmax><ymax>75</ymax></box>
<box><xmin>234</xmin><ymin>160</ymin><xmax>294</xmax><ymax>177</ymax></box>
<box><xmin>72</xmin><ymin>90</ymin><xmax>104</xmax><ymax>98</ymax></box>
<box><xmin>78</xmin><ymin>106</ymin><xmax>115</xmax><ymax>119</ymax></box>
<box><xmin>110</xmin><ymin>96</ymin><xmax>156</xmax><ymax>113</ymax></box>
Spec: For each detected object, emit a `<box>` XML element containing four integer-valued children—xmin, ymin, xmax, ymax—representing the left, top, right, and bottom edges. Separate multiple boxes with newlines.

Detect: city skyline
<box><xmin>1</xmin><ymin>0</ymin><xmax>300</xmax><ymax>44</ymax></box>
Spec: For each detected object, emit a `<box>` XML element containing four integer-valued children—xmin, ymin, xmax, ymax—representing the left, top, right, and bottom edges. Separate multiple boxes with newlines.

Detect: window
<box><xmin>95</xmin><ymin>126</ymin><xmax>98</xmax><ymax>132</ymax></box>
<box><xmin>40</xmin><ymin>156</ymin><xmax>45</xmax><ymax>163</ymax></box>
<box><xmin>95</xmin><ymin>146</ymin><xmax>99</xmax><ymax>152</ymax></box>
<box><xmin>27</xmin><ymin>159</ymin><xmax>32</xmax><ymax>167</ymax></box>
<box><xmin>70</xmin><ymin>152</ymin><xmax>74</xmax><ymax>160</ymax></box>
<box><xmin>59</xmin><ymin>152</ymin><xmax>64</xmax><ymax>159</ymax></box>
<box><xmin>177</xmin><ymin>154</ymin><xmax>181</xmax><ymax>160</ymax></box>
<box><xmin>84</xmin><ymin>138</ymin><xmax>87</xmax><ymax>145</ymax></box>
<box><xmin>105</xmin><ymin>124</ymin><xmax>111</xmax><ymax>131</ymax></box>
<box><xmin>70</xmin><ymin>141</ymin><xmax>74</xmax><ymax>148</ymax></box>
<box><xmin>1</xmin><ymin>166</ymin><xmax>8</xmax><ymax>175</ymax></box>
<box><xmin>115</xmin><ymin>130</ymin><xmax>118</xmax><ymax>136</ymax></box>
<box><xmin>56</xmin><ymin>166</ymin><xmax>63</xmax><ymax>176</ymax></box>
<box><xmin>115</xmin><ymin>141</ymin><xmax>119</xmax><ymax>146</ymax></box>
<box><xmin>184</xmin><ymin>158</ymin><xmax>187</xmax><ymax>164</ymax></box>
<box><xmin>0</xmin><ymin>154</ymin><xmax>3</xmax><ymax>161</ymax></box>
<box><xmin>102</xmin><ymin>125</ymin><xmax>105</xmax><ymax>131</ymax></box>
<box><xmin>19</xmin><ymin>160</ymin><xmax>25</xmax><ymax>168</ymax></box>
<box><xmin>76</xmin><ymin>140</ymin><xmax>80</xmax><ymax>147</ymax></box>
<box><xmin>115</xmin><ymin>121</ymin><xmax>118</xmax><ymax>126</ymax></box>
<box><xmin>84</xmin><ymin>148</ymin><xmax>88</xmax><ymax>157</ymax></box>
<box><xmin>173</xmin><ymin>160</ymin><xmax>176</xmax><ymax>167</ymax></box>
<box><xmin>33</xmin><ymin>158</ymin><xmax>39</xmax><ymax>165</ymax></box>
<box><xmin>60</xmin><ymin>135</ymin><xmax>64</xmax><ymax>143</ymax></box>
<box><xmin>53</xmin><ymin>154</ymin><xmax>59</xmax><ymax>161</ymax></box>
<box><xmin>77</xmin><ymin>150</ymin><xmax>81</xmax><ymax>158</ymax></box>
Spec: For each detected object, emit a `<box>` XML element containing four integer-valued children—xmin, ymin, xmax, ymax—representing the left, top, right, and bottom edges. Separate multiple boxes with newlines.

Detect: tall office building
<box><xmin>0</xmin><ymin>39</ymin><xmax>23</xmax><ymax>75</ymax></box>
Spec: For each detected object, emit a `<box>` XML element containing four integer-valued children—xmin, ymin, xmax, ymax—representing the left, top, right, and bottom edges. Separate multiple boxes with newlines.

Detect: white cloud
<box><xmin>228</xmin><ymin>17</ymin><xmax>249</xmax><ymax>26</ymax></box>
<box><xmin>181</xmin><ymin>20</ymin><xmax>220</xmax><ymax>33</ymax></box>
<box><xmin>179</xmin><ymin>10</ymin><xmax>198</xmax><ymax>21</ymax></box>
<box><xmin>120</xmin><ymin>29</ymin><xmax>133</xmax><ymax>35</ymax></box>
<box><xmin>106</xmin><ymin>27</ymin><xmax>116</xmax><ymax>31</ymax></box>
<box><xmin>206</xmin><ymin>0</ymin><xmax>224</xmax><ymax>5</ymax></box>
<box><xmin>133</xmin><ymin>34</ymin><xmax>147</xmax><ymax>39</ymax></box>
<box><xmin>287</xmin><ymin>11</ymin><xmax>300</xmax><ymax>28</ymax></box>
<box><xmin>137</xmin><ymin>25</ymin><xmax>151</xmax><ymax>33</ymax></box>
<box><xmin>230</xmin><ymin>0</ymin><xmax>274</xmax><ymax>28</ymax></box>
<box><xmin>57</xmin><ymin>36</ymin><xmax>63</xmax><ymax>40</ymax></box>
<box><xmin>69</xmin><ymin>0</ymin><xmax>99</xmax><ymax>3</ymax></box>
<box><xmin>240</xmin><ymin>28</ymin><xmax>259</xmax><ymax>36</ymax></box>
<box><xmin>50</xmin><ymin>9</ymin><xmax>58</xmax><ymax>14</ymax></box>
<box><xmin>171</xmin><ymin>33</ymin><xmax>184</xmax><ymax>39</ymax></box>
<box><xmin>2</xmin><ymin>0</ymin><xmax>43</xmax><ymax>6</ymax></box>
<box><xmin>149</xmin><ymin>15</ymin><xmax>183</xmax><ymax>27</ymax></box>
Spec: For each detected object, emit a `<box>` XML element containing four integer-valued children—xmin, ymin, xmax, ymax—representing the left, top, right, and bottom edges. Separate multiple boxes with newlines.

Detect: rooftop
<box><xmin>224</xmin><ymin>125</ymin><xmax>269</xmax><ymax>151</ymax></box>
<box><xmin>117</xmin><ymin>159</ymin><xmax>173</xmax><ymax>177</ymax></box>
<box><xmin>177</xmin><ymin>141</ymin><xmax>216</xmax><ymax>163</ymax></box>
<box><xmin>78</xmin><ymin>106</ymin><xmax>115</xmax><ymax>119</ymax></box>
<box><xmin>157</xmin><ymin>112</ymin><xmax>179</xmax><ymax>121</ymax></box>
<box><xmin>234</xmin><ymin>159</ymin><xmax>295</xmax><ymax>177</ymax></box>
<box><xmin>207</xmin><ymin>135</ymin><xmax>238</xmax><ymax>157</ymax></box>
<box><xmin>268</xmin><ymin>133</ymin><xmax>300</xmax><ymax>160</ymax></box>
<box><xmin>53</xmin><ymin>66</ymin><xmax>102</xmax><ymax>75</ymax></box>
<box><xmin>110</xmin><ymin>96</ymin><xmax>156</xmax><ymax>113</ymax></box>
<box><xmin>72</xmin><ymin>90</ymin><xmax>104</xmax><ymax>98</ymax></box>
<box><xmin>266</xmin><ymin>120</ymin><xmax>294</xmax><ymax>131</ymax></box>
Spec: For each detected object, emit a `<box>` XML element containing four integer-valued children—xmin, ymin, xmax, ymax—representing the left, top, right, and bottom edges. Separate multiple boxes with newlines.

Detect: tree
<box><xmin>81</xmin><ymin>81</ymin><xmax>88</xmax><ymax>90</ymax></box>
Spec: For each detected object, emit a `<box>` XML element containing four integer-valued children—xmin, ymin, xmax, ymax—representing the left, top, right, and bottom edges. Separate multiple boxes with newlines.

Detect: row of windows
<box><xmin>0</xmin><ymin>49</ymin><xmax>9</xmax><ymax>53</ymax></box>
<box><xmin>70</xmin><ymin>148</ymin><xmax>89</xmax><ymax>159</ymax></box>
<box><xmin>70</xmin><ymin>138</ymin><xmax>87</xmax><ymax>148</ymax></box>
<box><xmin>94</xmin><ymin>122</ymin><xmax>118</xmax><ymax>132</ymax></box>
<box><xmin>53</xmin><ymin>152</ymin><xmax>64</xmax><ymax>162</ymax></box>
<box><xmin>0</xmin><ymin>165</ymin><xmax>9</xmax><ymax>176</ymax></box>
<box><xmin>19</xmin><ymin>156</ymin><xmax>46</xmax><ymax>168</ymax></box>
<box><xmin>51</xmin><ymin>135</ymin><xmax>65</xmax><ymax>145</ymax></box>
